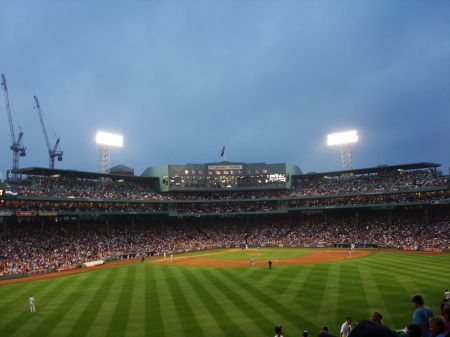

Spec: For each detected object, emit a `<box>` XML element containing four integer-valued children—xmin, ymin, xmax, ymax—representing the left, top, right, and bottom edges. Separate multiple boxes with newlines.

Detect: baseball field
<box><xmin>0</xmin><ymin>248</ymin><xmax>448</xmax><ymax>337</ymax></box>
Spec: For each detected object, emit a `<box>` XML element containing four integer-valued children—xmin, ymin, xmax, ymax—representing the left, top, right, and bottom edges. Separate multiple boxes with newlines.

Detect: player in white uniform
<box><xmin>29</xmin><ymin>295</ymin><xmax>36</xmax><ymax>313</ymax></box>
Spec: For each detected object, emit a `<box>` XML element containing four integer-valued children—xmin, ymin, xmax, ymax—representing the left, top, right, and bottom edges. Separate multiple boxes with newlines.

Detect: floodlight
<box><xmin>327</xmin><ymin>131</ymin><xmax>358</xmax><ymax>146</ymax></box>
<box><xmin>95</xmin><ymin>131</ymin><xmax>123</xmax><ymax>147</ymax></box>
<box><xmin>327</xmin><ymin>130</ymin><xmax>358</xmax><ymax>172</ymax></box>
<box><xmin>96</xmin><ymin>131</ymin><xmax>123</xmax><ymax>174</ymax></box>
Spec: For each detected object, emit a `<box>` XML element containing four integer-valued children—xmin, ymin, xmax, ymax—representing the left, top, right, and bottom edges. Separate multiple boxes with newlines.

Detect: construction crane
<box><xmin>1</xmin><ymin>74</ymin><xmax>26</xmax><ymax>175</ymax></box>
<box><xmin>34</xmin><ymin>95</ymin><xmax>63</xmax><ymax>169</ymax></box>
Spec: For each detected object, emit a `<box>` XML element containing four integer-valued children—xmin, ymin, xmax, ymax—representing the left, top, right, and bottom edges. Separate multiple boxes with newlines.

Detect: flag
<box><xmin>220</xmin><ymin>145</ymin><xmax>225</xmax><ymax>157</ymax></box>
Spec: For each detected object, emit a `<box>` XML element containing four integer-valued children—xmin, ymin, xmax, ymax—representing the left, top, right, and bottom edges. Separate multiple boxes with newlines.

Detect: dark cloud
<box><xmin>0</xmin><ymin>1</ymin><xmax>449</xmax><ymax>178</ymax></box>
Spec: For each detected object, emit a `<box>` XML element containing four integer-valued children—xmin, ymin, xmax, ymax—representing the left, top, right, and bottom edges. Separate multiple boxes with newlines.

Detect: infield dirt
<box><xmin>155</xmin><ymin>248</ymin><xmax>370</xmax><ymax>266</ymax></box>
<box><xmin>0</xmin><ymin>249</ymin><xmax>370</xmax><ymax>284</ymax></box>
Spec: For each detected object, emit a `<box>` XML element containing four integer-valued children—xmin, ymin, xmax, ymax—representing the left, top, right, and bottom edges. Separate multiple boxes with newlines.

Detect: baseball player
<box><xmin>29</xmin><ymin>295</ymin><xmax>36</xmax><ymax>313</ymax></box>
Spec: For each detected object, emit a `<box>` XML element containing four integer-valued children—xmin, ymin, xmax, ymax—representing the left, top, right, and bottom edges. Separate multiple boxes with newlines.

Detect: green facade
<box><xmin>141</xmin><ymin>161</ymin><xmax>302</xmax><ymax>192</ymax></box>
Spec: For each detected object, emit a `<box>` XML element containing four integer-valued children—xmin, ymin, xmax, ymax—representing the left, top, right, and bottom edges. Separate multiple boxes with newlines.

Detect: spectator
<box><xmin>411</xmin><ymin>295</ymin><xmax>434</xmax><ymax>337</ymax></box>
<box><xmin>406</xmin><ymin>324</ymin><xmax>422</xmax><ymax>337</ymax></box>
<box><xmin>371</xmin><ymin>312</ymin><xmax>383</xmax><ymax>324</ymax></box>
<box><xmin>441</xmin><ymin>300</ymin><xmax>448</xmax><ymax>316</ymax></box>
<box><xmin>442</xmin><ymin>304</ymin><xmax>450</xmax><ymax>331</ymax></box>
<box><xmin>274</xmin><ymin>325</ymin><xmax>283</xmax><ymax>337</ymax></box>
<box><xmin>340</xmin><ymin>317</ymin><xmax>352</xmax><ymax>337</ymax></box>
<box><xmin>429</xmin><ymin>317</ymin><xmax>446</xmax><ymax>337</ymax></box>
<box><xmin>320</xmin><ymin>326</ymin><xmax>330</xmax><ymax>334</ymax></box>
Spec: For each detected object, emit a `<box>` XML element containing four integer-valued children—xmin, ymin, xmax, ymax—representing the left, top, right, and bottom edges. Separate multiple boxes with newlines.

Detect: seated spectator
<box><xmin>398</xmin><ymin>324</ymin><xmax>422</xmax><ymax>337</ymax></box>
<box><xmin>347</xmin><ymin>320</ymin><xmax>397</xmax><ymax>337</ymax></box>
<box><xmin>274</xmin><ymin>325</ymin><xmax>283</xmax><ymax>337</ymax></box>
<box><xmin>442</xmin><ymin>304</ymin><xmax>450</xmax><ymax>332</ymax></box>
<box><xmin>371</xmin><ymin>312</ymin><xmax>383</xmax><ymax>324</ymax></box>
<box><xmin>429</xmin><ymin>317</ymin><xmax>446</xmax><ymax>337</ymax></box>
<box><xmin>441</xmin><ymin>299</ymin><xmax>449</xmax><ymax>316</ymax></box>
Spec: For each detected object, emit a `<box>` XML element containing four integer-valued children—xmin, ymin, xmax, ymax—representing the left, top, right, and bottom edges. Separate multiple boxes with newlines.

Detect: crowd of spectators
<box><xmin>0</xmin><ymin>169</ymin><xmax>448</xmax><ymax>276</ymax></box>
<box><xmin>0</xmin><ymin>170</ymin><xmax>448</xmax><ymax>216</ymax></box>
<box><xmin>2</xmin><ymin>169</ymin><xmax>448</xmax><ymax>203</ymax></box>
<box><xmin>1</xmin><ymin>210</ymin><xmax>449</xmax><ymax>275</ymax></box>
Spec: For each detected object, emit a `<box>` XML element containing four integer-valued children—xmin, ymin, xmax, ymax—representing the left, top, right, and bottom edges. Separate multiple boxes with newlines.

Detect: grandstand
<box><xmin>0</xmin><ymin>161</ymin><xmax>449</xmax><ymax>276</ymax></box>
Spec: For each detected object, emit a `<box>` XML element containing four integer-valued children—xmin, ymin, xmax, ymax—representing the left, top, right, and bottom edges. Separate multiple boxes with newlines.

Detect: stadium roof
<box><xmin>9</xmin><ymin>162</ymin><xmax>442</xmax><ymax>182</ymax></box>
<box><xmin>295</xmin><ymin>162</ymin><xmax>442</xmax><ymax>179</ymax></box>
<box><xmin>8</xmin><ymin>167</ymin><xmax>156</xmax><ymax>183</ymax></box>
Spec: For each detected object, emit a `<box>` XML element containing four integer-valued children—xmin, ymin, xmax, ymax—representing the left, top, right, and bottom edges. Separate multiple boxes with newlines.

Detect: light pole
<box><xmin>327</xmin><ymin>130</ymin><xmax>358</xmax><ymax>171</ymax></box>
<box><xmin>95</xmin><ymin>131</ymin><xmax>123</xmax><ymax>174</ymax></box>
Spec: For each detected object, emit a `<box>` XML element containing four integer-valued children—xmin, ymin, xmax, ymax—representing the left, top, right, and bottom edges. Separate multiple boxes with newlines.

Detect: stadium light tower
<box><xmin>327</xmin><ymin>130</ymin><xmax>358</xmax><ymax>171</ymax></box>
<box><xmin>95</xmin><ymin>131</ymin><xmax>123</xmax><ymax>174</ymax></box>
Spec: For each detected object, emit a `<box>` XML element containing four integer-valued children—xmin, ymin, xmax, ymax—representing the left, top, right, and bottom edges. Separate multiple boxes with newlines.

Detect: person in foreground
<box><xmin>275</xmin><ymin>325</ymin><xmax>283</xmax><ymax>337</ymax></box>
<box><xmin>428</xmin><ymin>317</ymin><xmax>446</xmax><ymax>337</ymax></box>
<box><xmin>411</xmin><ymin>295</ymin><xmax>434</xmax><ymax>337</ymax></box>
<box><xmin>371</xmin><ymin>312</ymin><xmax>383</xmax><ymax>325</ymax></box>
<box><xmin>442</xmin><ymin>303</ymin><xmax>450</xmax><ymax>331</ymax></box>
<box><xmin>340</xmin><ymin>317</ymin><xmax>352</xmax><ymax>337</ymax></box>
<box><xmin>347</xmin><ymin>320</ymin><xmax>397</xmax><ymax>337</ymax></box>
<box><xmin>397</xmin><ymin>324</ymin><xmax>422</xmax><ymax>337</ymax></box>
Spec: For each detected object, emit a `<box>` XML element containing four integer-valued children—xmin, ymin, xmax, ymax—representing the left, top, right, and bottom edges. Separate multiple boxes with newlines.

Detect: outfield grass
<box><xmin>189</xmin><ymin>247</ymin><xmax>313</xmax><ymax>260</ymax></box>
<box><xmin>0</xmin><ymin>249</ymin><xmax>448</xmax><ymax>337</ymax></box>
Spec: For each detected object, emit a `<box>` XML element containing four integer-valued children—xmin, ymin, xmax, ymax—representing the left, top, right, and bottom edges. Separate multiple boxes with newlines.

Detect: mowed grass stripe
<box><xmin>0</xmin><ymin>273</ymin><xmax>75</xmax><ymax>322</ymax></box>
<box><xmin>86</xmin><ymin>265</ymin><xmax>134</xmax><ymax>337</ymax></box>
<box><xmin>359</xmin><ymin>252</ymin><xmax>440</xmax><ymax>302</ymax></box>
<box><xmin>182</xmin><ymin>267</ymin><xmax>246</xmax><ymax>336</ymax></box>
<box><xmin>125</xmin><ymin>263</ymin><xmax>148</xmax><ymax>337</ymax></box>
<box><xmin>105</xmin><ymin>265</ymin><xmax>137</xmax><ymax>337</ymax></box>
<box><xmin>357</xmin><ymin>263</ymin><xmax>392</xmax><ymax>326</ymax></box>
<box><xmin>50</xmin><ymin>270</ymin><xmax>114</xmax><ymax>337</ymax></box>
<box><xmin>144</xmin><ymin>264</ymin><xmax>165</xmax><ymax>336</ymax></box>
<box><xmin>329</xmin><ymin>260</ymin><xmax>366</xmax><ymax>314</ymax></box>
<box><xmin>0</xmin><ymin>273</ymin><xmax>81</xmax><ymax>337</ymax></box>
<box><xmin>0</xmin><ymin>279</ymin><xmax>45</xmax><ymax>303</ymax></box>
<box><xmin>155</xmin><ymin>266</ymin><xmax>187</xmax><ymax>336</ymax></box>
<box><xmin>30</xmin><ymin>271</ymin><xmax>99</xmax><ymax>336</ymax></box>
<box><xmin>1</xmin><ymin>249</ymin><xmax>449</xmax><ymax>337</ymax></box>
<box><xmin>317</xmin><ymin>262</ymin><xmax>341</xmax><ymax>325</ymax></box>
<box><xmin>174</xmin><ymin>266</ymin><xmax>226</xmax><ymax>335</ymax></box>
<box><xmin>215</xmin><ymin>267</ymin><xmax>318</xmax><ymax>336</ymax></box>
<box><xmin>279</xmin><ymin>264</ymin><xmax>315</xmax><ymax>300</ymax></box>
<box><xmin>256</xmin><ymin>261</ymin><xmax>300</xmax><ymax>289</ymax></box>
<box><xmin>200</xmin><ymin>268</ymin><xmax>268</xmax><ymax>336</ymax></box>
<box><xmin>65</xmin><ymin>268</ymin><xmax>118</xmax><ymax>337</ymax></box>
<box><xmin>163</xmin><ymin>265</ymin><xmax>206</xmax><ymax>337</ymax></box>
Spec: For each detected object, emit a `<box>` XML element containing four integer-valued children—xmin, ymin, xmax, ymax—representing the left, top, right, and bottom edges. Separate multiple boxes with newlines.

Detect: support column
<box><xmin>3</xmin><ymin>218</ymin><xmax>6</xmax><ymax>241</ymax></box>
